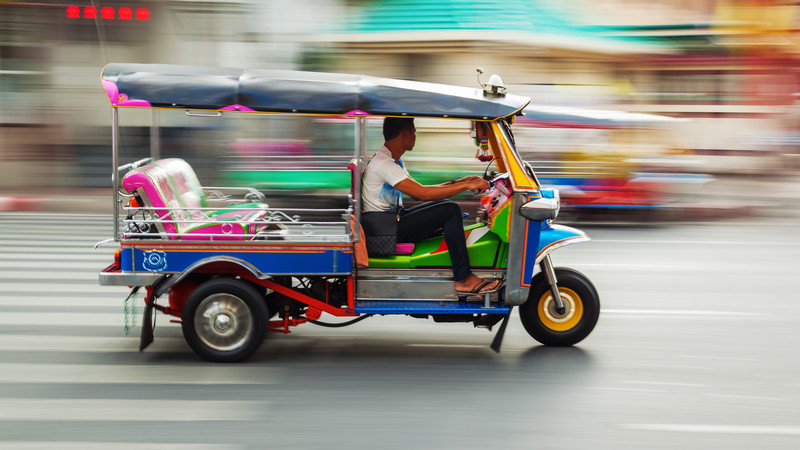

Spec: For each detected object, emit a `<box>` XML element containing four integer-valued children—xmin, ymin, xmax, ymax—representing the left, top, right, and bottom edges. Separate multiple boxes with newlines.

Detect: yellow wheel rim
<box><xmin>537</xmin><ymin>287</ymin><xmax>583</xmax><ymax>332</ymax></box>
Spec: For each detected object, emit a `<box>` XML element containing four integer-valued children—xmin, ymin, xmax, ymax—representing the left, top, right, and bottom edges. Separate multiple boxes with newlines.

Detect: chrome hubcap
<box><xmin>195</xmin><ymin>293</ymin><xmax>253</xmax><ymax>352</ymax></box>
<box><xmin>544</xmin><ymin>293</ymin><xmax>574</xmax><ymax>321</ymax></box>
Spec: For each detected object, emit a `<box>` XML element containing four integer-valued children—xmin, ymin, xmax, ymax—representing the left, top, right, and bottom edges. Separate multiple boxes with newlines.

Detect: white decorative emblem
<box><xmin>142</xmin><ymin>250</ymin><xmax>168</xmax><ymax>272</ymax></box>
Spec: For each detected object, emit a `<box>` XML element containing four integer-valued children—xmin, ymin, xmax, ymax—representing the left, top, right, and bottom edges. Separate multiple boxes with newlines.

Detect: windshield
<box><xmin>496</xmin><ymin>118</ymin><xmax>541</xmax><ymax>188</ymax></box>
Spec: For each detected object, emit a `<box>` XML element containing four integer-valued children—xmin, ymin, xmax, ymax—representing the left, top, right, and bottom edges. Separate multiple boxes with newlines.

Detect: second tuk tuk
<box><xmin>98</xmin><ymin>63</ymin><xmax>600</xmax><ymax>362</ymax></box>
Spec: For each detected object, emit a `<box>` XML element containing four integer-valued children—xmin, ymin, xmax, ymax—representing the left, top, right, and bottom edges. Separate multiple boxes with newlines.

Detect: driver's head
<box><xmin>383</xmin><ymin>117</ymin><xmax>416</xmax><ymax>151</ymax></box>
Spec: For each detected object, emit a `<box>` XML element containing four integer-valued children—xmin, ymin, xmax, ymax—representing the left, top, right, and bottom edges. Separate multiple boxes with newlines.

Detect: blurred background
<box><xmin>2</xmin><ymin>4</ymin><xmax>800</xmax><ymax>448</ymax></box>
<box><xmin>1</xmin><ymin>0</ymin><xmax>799</xmax><ymax>220</ymax></box>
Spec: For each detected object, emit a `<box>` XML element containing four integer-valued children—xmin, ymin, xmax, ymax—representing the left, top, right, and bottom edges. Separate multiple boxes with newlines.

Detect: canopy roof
<box><xmin>521</xmin><ymin>104</ymin><xmax>687</xmax><ymax>129</ymax></box>
<box><xmin>101</xmin><ymin>63</ymin><xmax>530</xmax><ymax>120</ymax></box>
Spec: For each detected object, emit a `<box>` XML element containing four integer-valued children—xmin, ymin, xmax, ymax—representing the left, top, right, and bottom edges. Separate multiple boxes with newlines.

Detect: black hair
<box><xmin>383</xmin><ymin>117</ymin><xmax>414</xmax><ymax>141</ymax></box>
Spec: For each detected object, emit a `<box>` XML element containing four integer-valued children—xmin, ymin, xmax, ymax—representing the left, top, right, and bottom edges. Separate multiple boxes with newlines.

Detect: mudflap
<box><xmin>490</xmin><ymin>309</ymin><xmax>513</xmax><ymax>353</ymax></box>
<box><xmin>139</xmin><ymin>275</ymin><xmax>170</xmax><ymax>352</ymax></box>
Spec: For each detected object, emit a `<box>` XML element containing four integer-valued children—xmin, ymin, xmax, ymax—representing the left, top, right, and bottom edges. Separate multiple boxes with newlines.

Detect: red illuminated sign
<box><xmin>66</xmin><ymin>6</ymin><xmax>150</xmax><ymax>20</ymax></box>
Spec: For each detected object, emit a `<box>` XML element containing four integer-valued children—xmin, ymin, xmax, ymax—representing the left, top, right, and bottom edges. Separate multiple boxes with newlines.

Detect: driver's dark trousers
<box><xmin>396</xmin><ymin>200</ymin><xmax>470</xmax><ymax>282</ymax></box>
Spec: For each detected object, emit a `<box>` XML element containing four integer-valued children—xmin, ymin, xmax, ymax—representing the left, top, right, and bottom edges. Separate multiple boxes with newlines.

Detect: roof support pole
<box><xmin>352</xmin><ymin>116</ymin><xmax>366</xmax><ymax>240</ymax></box>
<box><xmin>112</xmin><ymin>107</ymin><xmax>119</xmax><ymax>240</ymax></box>
<box><xmin>150</xmin><ymin>109</ymin><xmax>160</xmax><ymax>161</ymax></box>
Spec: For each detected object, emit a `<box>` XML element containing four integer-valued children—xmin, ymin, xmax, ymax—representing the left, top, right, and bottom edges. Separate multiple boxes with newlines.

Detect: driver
<box><xmin>361</xmin><ymin>117</ymin><xmax>503</xmax><ymax>295</ymax></box>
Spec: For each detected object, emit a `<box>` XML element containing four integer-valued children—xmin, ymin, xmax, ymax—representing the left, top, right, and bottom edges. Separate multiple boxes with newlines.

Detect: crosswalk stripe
<box><xmin>0</xmin><ymin>335</ymin><xmax>173</xmax><ymax>353</ymax></box>
<box><xmin>0</xmin><ymin>261</ymin><xmax>105</xmax><ymax>270</ymax></box>
<box><xmin>0</xmin><ymin>399</ymin><xmax>268</xmax><ymax>421</ymax></box>
<box><xmin>0</xmin><ymin>295</ymin><xmax>127</xmax><ymax>307</ymax></box>
<box><xmin>0</xmin><ymin>271</ymin><xmax>105</xmax><ymax>281</ymax></box>
<box><xmin>0</xmin><ymin>284</ymin><xmax>127</xmax><ymax>294</ymax></box>
<box><xmin>0</xmin><ymin>443</ymin><xmax>243</xmax><ymax>450</ymax></box>
<box><xmin>0</xmin><ymin>363</ymin><xmax>283</xmax><ymax>385</ymax></box>
<box><xmin>0</xmin><ymin>312</ymin><xmax>126</xmax><ymax>326</ymax></box>
<box><xmin>0</xmin><ymin>233</ymin><xmax>110</xmax><ymax>240</ymax></box>
<box><xmin>0</xmin><ymin>254</ymin><xmax>114</xmax><ymax>262</ymax></box>
<box><xmin>1</xmin><ymin>246</ymin><xmax>114</xmax><ymax>254</ymax></box>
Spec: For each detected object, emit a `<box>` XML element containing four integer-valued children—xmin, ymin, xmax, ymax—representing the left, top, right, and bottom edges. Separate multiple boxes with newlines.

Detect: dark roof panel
<box><xmin>101</xmin><ymin>63</ymin><xmax>530</xmax><ymax>120</ymax></box>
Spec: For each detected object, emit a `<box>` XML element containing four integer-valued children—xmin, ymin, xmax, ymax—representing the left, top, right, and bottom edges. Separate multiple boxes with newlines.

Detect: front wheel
<box><xmin>520</xmin><ymin>267</ymin><xmax>599</xmax><ymax>346</ymax></box>
<box><xmin>182</xmin><ymin>278</ymin><xmax>268</xmax><ymax>362</ymax></box>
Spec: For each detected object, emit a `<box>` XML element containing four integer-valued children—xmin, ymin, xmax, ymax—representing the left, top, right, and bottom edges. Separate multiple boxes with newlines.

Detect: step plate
<box><xmin>353</xmin><ymin>300</ymin><xmax>509</xmax><ymax>315</ymax></box>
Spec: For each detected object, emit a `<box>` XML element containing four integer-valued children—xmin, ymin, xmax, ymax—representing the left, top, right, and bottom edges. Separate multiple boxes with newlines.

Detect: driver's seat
<box><xmin>348</xmin><ymin>160</ymin><xmax>415</xmax><ymax>256</ymax></box>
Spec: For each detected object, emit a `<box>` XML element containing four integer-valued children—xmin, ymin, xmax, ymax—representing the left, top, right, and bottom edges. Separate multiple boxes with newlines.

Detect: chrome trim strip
<box><xmin>534</xmin><ymin>236</ymin><xmax>591</xmax><ymax>265</ymax></box>
<box><xmin>99</xmin><ymin>271</ymin><xmax>167</xmax><ymax>286</ymax></box>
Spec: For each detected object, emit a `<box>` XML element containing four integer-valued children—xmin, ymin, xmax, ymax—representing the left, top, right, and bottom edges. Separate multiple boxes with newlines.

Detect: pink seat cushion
<box><xmin>395</xmin><ymin>243</ymin><xmax>415</xmax><ymax>255</ymax></box>
<box><xmin>122</xmin><ymin>158</ymin><xmax>265</xmax><ymax>240</ymax></box>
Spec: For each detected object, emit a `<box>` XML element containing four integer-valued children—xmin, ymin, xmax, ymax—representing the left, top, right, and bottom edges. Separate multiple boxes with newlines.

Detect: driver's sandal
<box><xmin>456</xmin><ymin>279</ymin><xmax>504</xmax><ymax>297</ymax></box>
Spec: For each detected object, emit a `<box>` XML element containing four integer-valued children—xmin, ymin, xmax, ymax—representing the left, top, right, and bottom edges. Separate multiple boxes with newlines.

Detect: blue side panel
<box><xmin>354</xmin><ymin>300</ymin><xmax>509</xmax><ymax>315</ymax></box>
<box><xmin>120</xmin><ymin>248</ymin><xmax>134</xmax><ymax>271</ymax></box>
<box><xmin>123</xmin><ymin>247</ymin><xmax>353</xmax><ymax>275</ymax></box>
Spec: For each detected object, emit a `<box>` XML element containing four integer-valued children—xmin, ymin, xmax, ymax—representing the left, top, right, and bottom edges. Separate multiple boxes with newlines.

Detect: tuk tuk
<box><xmin>98</xmin><ymin>63</ymin><xmax>600</xmax><ymax>362</ymax></box>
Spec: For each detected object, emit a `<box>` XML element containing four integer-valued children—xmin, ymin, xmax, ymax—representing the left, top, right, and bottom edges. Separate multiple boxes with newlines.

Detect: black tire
<box><xmin>519</xmin><ymin>267</ymin><xmax>599</xmax><ymax>346</ymax></box>
<box><xmin>181</xmin><ymin>278</ymin><xmax>268</xmax><ymax>362</ymax></box>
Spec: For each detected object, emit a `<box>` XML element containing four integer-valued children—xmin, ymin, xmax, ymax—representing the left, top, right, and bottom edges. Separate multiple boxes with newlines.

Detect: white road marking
<box><xmin>0</xmin><ymin>313</ymin><xmax>125</xmax><ymax>326</ymax></box>
<box><xmin>407</xmin><ymin>344</ymin><xmax>486</xmax><ymax>349</ymax></box>
<box><xmin>593</xmin><ymin>239</ymin><xmax>799</xmax><ymax>246</ymax></box>
<box><xmin>705</xmin><ymin>393</ymin><xmax>786</xmax><ymax>402</ymax></box>
<box><xmin>0</xmin><ymin>246</ymin><xmax>110</xmax><ymax>254</ymax></box>
<box><xmin>0</xmin><ymin>255</ymin><xmax>113</xmax><ymax>263</ymax></box>
<box><xmin>0</xmin><ymin>261</ymin><xmax>105</xmax><ymax>270</ymax></box>
<box><xmin>622</xmin><ymin>424</ymin><xmax>800</xmax><ymax>435</ymax></box>
<box><xmin>0</xmin><ymin>284</ymin><xmax>127</xmax><ymax>294</ymax></box>
<box><xmin>602</xmin><ymin>309</ymin><xmax>765</xmax><ymax>316</ymax></box>
<box><xmin>0</xmin><ymin>295</ymin><xmax>124</xmax><ymax>307</ymax></box>
<box><xmin>573</xmin><ymin>263</ymin><xmax>691</xmax><ymax>270</ymax></box>
<box><xmin>0</xmin><ymin>443</ymin><xmax>242</xmax><ymax>450</ymax></box>
<box><xmin>0</xmin><ymin>233</ymin><xmax>109</xmax><ymax>240</ymax></box>
<box><xmin>0</xmin><ymin>271</ymin><xmax>100</xmax><ymax>281</ymax></box>
<box><xmin>0</xmin><ymin>399</ymin><xmax>267</xmax><ymax>421</ymax></box>
<box><xmin>0</xmin><ymin>335</ymin><xmax>176</xmax><ymax>353</ymax></box>
<box><xmin>0</xmin><ymin>363</ymin><xmax>284</xmax><ymax>385</ymax></box>
<box><xmin>588</xmin><ymin>387</ymin><xmax>663</xmax><ymax>393</ymax></box>
<box><xmin>679</xmin><ymin>355</ymin><xmax>760</xmax><ymax>362</ymax></box>
<box><xmin>624</xmin><ymin>381</ymin><xmax>704</xmax><ymax>388</ymax></box>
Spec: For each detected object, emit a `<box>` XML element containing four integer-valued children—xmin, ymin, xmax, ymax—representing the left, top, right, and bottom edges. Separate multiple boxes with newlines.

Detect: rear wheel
<box><xmin>182</xmin><ymin>278</ymin><xmax>268</xmax><ymax>362</ymax></box>
<box><xmin>520</xmin><ymin>268</ymin><xmax>599</xmax><ymax>346</ymax></box>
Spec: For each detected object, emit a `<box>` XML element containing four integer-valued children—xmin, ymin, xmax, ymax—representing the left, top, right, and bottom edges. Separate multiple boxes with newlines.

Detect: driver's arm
<box><xmin>395</xmin><ymin>176</ymin><xmax>489</xmax><ymax>202</ymax></box>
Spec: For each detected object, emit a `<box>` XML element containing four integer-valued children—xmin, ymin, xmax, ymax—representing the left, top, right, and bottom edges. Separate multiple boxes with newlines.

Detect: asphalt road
<box><xmin>0</xmin><ymin>212</ymin><xmax>799</xmax><ymax>449</ymax></box>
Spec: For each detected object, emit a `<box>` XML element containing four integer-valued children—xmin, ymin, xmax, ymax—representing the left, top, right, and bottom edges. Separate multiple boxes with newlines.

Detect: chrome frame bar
<box><xmin>352</xmin><ymin>116</ymin><xmax>366</xmax><ymax>242</ymax></box>
<box><xmin>119</xmin><ymin>205</ymin><xmax>353</xmax><ymax>242</ymax></box>
<box><xmin>150</xmin><ymin>109</ymin><xmax>160</xmax><ymax>161</ymax></box>
<box><xmin>112</xmin><ymin>107</ymin><xmax>119</xmax><ymax>240</ymax></box>
<box><xmin>539</xmin><ymin>254</ymin><xmax>566</xmax><ymax>313</ymax></box>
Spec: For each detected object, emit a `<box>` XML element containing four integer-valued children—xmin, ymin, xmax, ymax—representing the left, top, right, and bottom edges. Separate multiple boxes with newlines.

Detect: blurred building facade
<box><xmin>0</xmin><ymin>0</ymin><xmax>798</xmax><ymax>191</ymax></box>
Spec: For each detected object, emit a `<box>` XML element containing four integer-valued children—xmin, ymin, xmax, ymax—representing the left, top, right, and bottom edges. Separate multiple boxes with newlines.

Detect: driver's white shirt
<box><xmin>361</xmin><ymin>146</ymin><xmax>411</xmax><ymax>212</ymax></box>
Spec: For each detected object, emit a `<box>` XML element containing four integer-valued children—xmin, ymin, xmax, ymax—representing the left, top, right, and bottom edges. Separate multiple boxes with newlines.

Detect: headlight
<box><xmin>519</xmin><ymin>190</ymin><xmax>560</xmax><ymax>221</ymax></box>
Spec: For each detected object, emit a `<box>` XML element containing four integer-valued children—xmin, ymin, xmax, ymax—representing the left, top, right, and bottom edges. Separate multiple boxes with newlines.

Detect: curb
<box><xmin>0</xmin><ymin>196</ymin><xmax>44</xmax><ymax>212</ymax></box>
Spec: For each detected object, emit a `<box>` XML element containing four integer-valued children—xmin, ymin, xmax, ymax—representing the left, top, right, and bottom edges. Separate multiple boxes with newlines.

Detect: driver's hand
<box><xmin>466</xmin><ymin>177</ymin><xmax>490</xmax><ymax>194</ymax></box>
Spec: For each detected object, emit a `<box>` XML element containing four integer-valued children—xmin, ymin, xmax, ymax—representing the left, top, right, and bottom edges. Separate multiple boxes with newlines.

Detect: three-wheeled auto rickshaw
<box><xmin>98</xmin><ymin>63</ymin><xmax>600</xmax><ymax>362</ymax></box>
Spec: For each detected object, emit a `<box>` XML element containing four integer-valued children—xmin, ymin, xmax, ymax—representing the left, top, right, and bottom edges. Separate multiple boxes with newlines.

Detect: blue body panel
<box><xmin>354</xmin><ymin>300</ymin><xmax>509</xmax><ymax>315</ymax></box>
<box><xmin>120</xmin><ymin>246</ymin><xmax>353</xmax><ymax>275</ymax></box>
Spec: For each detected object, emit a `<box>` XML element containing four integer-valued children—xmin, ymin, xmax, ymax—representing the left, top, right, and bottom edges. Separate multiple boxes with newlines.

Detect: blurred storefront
<box><xmin>1</xmin><ymin>0</ymin><xmax>798</xmax><ymax>195</ymax></box>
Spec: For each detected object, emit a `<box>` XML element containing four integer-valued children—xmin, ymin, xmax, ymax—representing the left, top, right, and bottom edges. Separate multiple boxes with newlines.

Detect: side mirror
<box><xmin>519</xmin><ymin>190</ymin><xmax>560</xmax><ymax>221</ymax></box>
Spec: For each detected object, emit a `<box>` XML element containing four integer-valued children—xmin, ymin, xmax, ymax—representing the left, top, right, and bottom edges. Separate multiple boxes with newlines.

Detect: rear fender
<box><xmin>154</xmin><ymin>256</ymin><xmax>269</xmax><ymax>298</ymax></box>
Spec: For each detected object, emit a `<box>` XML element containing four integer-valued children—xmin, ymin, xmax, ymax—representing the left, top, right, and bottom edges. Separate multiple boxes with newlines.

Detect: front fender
<box><xmin>506</xmin><ymin>221</ymin><xmax>589</xmax><ymax>306</ymax></box>
<box><xmin>535</xmin><ymin>224</ymin><xmax>590</xmax><ymax>264</ymax></box>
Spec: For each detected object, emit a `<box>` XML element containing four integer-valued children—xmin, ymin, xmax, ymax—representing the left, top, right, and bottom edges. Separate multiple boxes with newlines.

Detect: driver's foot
<box><xmin>454</xmin><ymin>274</ymin><xmax>502</xmax><ymax>294</ymax></box>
